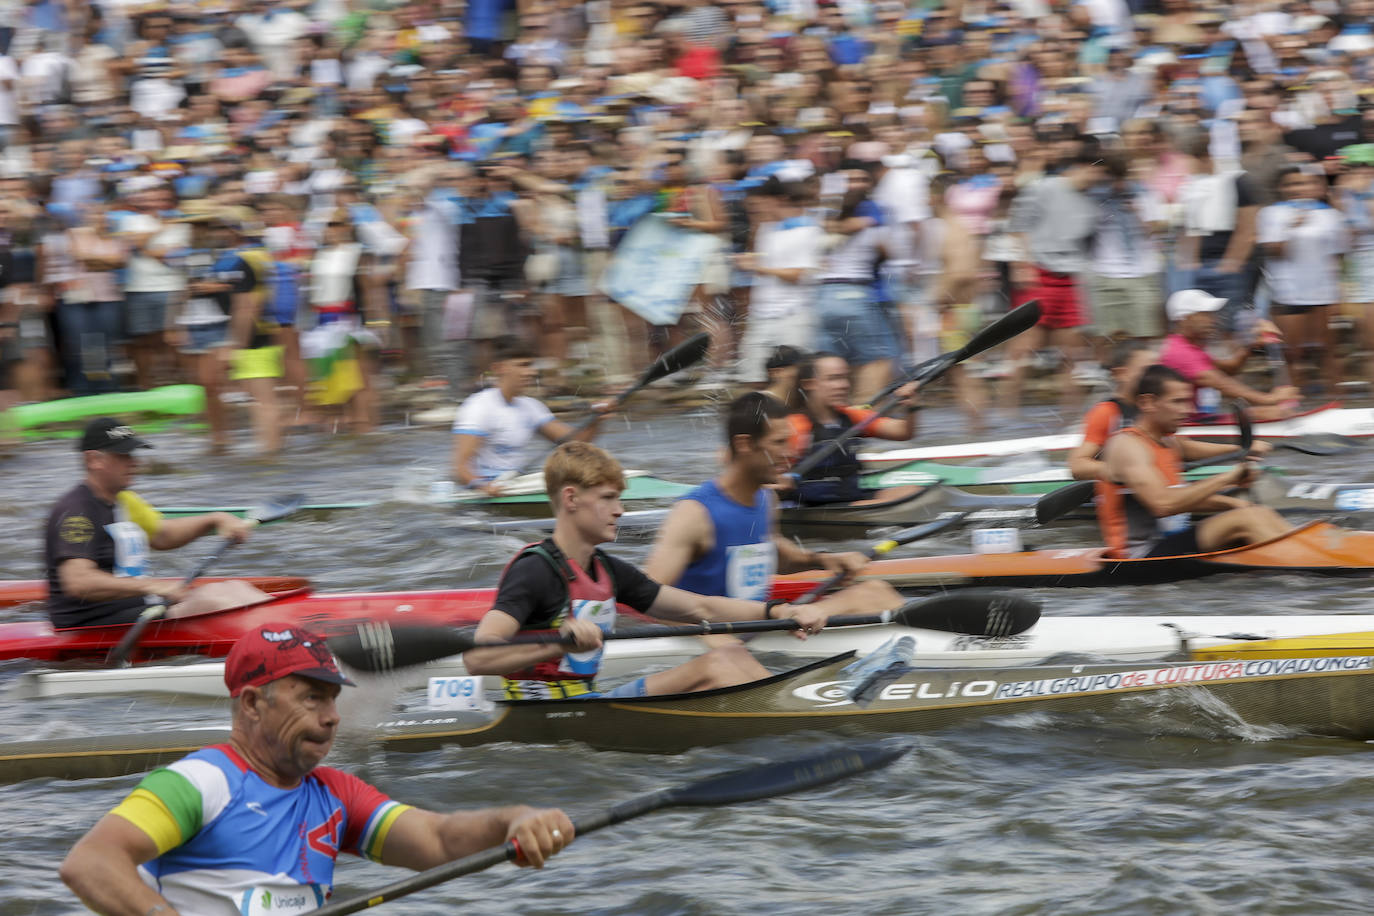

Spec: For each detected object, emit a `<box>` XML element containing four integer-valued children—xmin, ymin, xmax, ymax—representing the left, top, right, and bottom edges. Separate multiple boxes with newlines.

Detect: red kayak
<box><xmin>0</xmin><ymin>576</ymin><xmax>829</xmax><ymax>664</ymax></box>
<box><xmin>0</xmin><ymin>581</ymin><xmax>496</xmax><ymax>663</ymax></box>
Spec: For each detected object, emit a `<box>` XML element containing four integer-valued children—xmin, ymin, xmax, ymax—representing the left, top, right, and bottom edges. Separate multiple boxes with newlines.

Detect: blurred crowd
<box><xmin>3</xmin><ymin>0</ymin><xmax>1374</xmax><ymax>453</ymax></box>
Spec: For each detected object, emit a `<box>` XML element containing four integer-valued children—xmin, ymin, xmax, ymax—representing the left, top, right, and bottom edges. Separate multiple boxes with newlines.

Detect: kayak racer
<box><xmin>645</xmin><ymin>390</ymin><xmax>899</xmax><ymax>604</ymax></box>
<box><xmin>43</xmin><ymin>417</ymin><xmax>262</xmax><ymax>628</ymax></box>
<box><xmin>60</xmin><ymin>624</ymin><xmax>572</xmax><ymax>914</ymax></box>
<box><xmin>1097</xmin><ymin>365</ymin><xmax>1291</xmax><ymax>558</ymax></box>
<box><xmin>449</xmin><ymin>335</ymin><xmax>606</xmax><ymax>496</ymax></box>
<box><xmin>461</xmin><ymin>440</ymin><xmax>899</xmax><ymax>699</ymax></box>
<box><xmin>1067</xmin><ymin>340</ymin><xmax>1271</xmax><ymax>483</ymax></box>
<box><xmin>783</xmin><ymin>352</ymin><xmax>919</xmax><ymax>506</ymax></box>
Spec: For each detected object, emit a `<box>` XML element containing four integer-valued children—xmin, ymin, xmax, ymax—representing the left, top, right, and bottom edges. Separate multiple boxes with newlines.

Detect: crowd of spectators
<box><xmin>4</xmin><ymin>0</ymin><xmax>1374</xmax><ymax>454</ymax></box>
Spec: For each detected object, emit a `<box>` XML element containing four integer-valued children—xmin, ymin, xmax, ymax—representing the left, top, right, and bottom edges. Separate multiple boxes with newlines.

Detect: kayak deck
<box><xmin>4</xmin><ymin>650</ymin><xmax>1371</xmax><ymax>782</ymax></box>
<box><xmin>18</xmin><ymin>613</ymin><xmax>1374</xmax><ymax>700</ymax></box>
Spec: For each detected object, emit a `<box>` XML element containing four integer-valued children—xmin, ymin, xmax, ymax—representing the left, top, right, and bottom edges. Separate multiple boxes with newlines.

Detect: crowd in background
<box><xmin>3</xmin><ymin>0</ymin><xmax>1374</xmax><ymax>453</ymax></box>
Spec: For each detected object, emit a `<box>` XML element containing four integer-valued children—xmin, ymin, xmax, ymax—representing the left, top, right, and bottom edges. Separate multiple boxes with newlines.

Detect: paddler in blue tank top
<box><xmin>645</xmin><ymin>392</ymin><xmax>903</xmax><ymax>614</ymax></box>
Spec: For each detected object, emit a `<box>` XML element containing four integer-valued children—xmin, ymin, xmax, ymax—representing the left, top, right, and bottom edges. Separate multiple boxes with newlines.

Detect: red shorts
<box><xmin>1017</xmin><ymin>268</ymin><xmax>1084</xmax><ymax>330</ymax></box>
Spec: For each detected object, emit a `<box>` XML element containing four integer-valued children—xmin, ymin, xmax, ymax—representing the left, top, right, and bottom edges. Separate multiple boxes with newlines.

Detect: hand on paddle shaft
<box><xmin>1034</xmin><ymin>400</ymin><xmax>1256</xmax><ymax>526</ymax></box>
<box><xmin>308</xmin><ymin>742</ymin><xmax>910</xmax><ymax>916</ymax></box>
<box><xmin>553</xmin><ymin>332</ymin><xmax>711</xmax><ymax>447</ymax></box>
<box><xmin>328</xmin><ymin>590</ymin><xmax>1042</xmax><ymax>673</ymax></box>
<box><xmin>104</xmin><ymin>494</ymin><xmax>305</xmax><ymax>668</ymax></box>
<box><xmin>788</xmin><ymin>300</ymin><xmax>1041</xmax><ymax>484</ymax></box>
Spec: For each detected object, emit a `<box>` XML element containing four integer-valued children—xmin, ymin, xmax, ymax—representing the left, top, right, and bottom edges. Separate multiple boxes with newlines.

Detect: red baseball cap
<box><xmin>224</xmin><ymin>623</ymin><xmax>356</xmax><ymax>697</ymax></box>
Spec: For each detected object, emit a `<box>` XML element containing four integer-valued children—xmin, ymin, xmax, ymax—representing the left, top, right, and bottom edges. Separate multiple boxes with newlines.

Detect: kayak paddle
<box><xmin>104</xmin><ymin>493</ymin><xmax>305</xmax><ymax>668</ymax></box>
<box><xmin>1033</xmin><ymin>400</ymin><xmax>1254</xmax><ymax>526</ymax></box>
<box><xmin>1271</xmin><ymin>433</ymin><xmax>1365</xmax><ymax>457</ymax></box>
<box><xmin>309</xmin><ymin>740</ymin><xmax>909</xmax><ymax>915</ymax></box>
<box><xmin>789</xmin><ymin>508</ymin><xmax>972</xmax><ymax>605</ymax></box>
<box><xmin>554</xmin><ymin>331</ymin><xmax>710</xmax><ymax>446</ymax></box>
<box><xmin>789</xmin><ymin>299</ymin><xmax>1041</xmax><ymax>483</ymax></box>
<box><xmin>329</xmin><ymin>590</ymin><xmax>1042</xmax><ymax>673</ymax></box>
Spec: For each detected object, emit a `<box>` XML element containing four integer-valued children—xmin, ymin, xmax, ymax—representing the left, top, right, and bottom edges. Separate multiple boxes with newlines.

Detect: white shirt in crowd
<box><xmin>406</xmin><ymin>192</ymin><xmax>460</xmax><ymax>292</ymax></box>
<box><xmin>751</xmin><ymin>217</ymin><xmax>822</xmax><ymax>320</ymax></box>
<box><xmin>121</xmin><ymin>214</ymin><xmax>190</xmax><ymax>293</ymax></box>
<box><xmin>451</xmin><ymin>387</ymin><xmax>555</xmax><ymax>481</ymax></box>
<box><xmin>1092</xmin><ymin>186</ymin><xmax>1166</xmax><ymax>279</ymax></box>
<box><xmin>1257</xmin><ymin>201</ymin><xmax>1350</xmax><ymax>306</ymax></box>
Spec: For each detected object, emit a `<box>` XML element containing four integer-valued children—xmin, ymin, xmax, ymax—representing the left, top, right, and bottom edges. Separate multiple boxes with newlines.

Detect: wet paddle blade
<box><xmin>1034</xmin><ymin>479</ymin><xmax>1095</xmax><ymax>525</ymax></box>
<box><xmin>646</xmin><ymin>740</ymin><xmax>910</xmax><ymax>810</ymax></box>
<box><xmin>891</xmin><ymin>590</ymin><xmax>1040</xmax><ymax>637</ymax></box>
<box><xmin>639</xmin><ymin>332</ymin><xmax>710</xmax><ymax>386</ymax></box>
<box><xmin>248</xmin><ymin>492</ymin><xmax>306</xmax><ymax>524</ymax></box>
<box><xmin>309</xmin><ymin>742</ymin><xmax>908</xmax><ymax>915</ymax></box>
<box><xmin>329</xmin><ymin>623</ymin><xmax>478</xmax><ymax>672</ymax></box>
<box><xmin>1277</xmin><ymin>434</ymin><xmax>1365</xmax><ymax>457</ymax></box>
<box><xmin>957</xmin><ymin>298</ymin><xmax>1040</xmax><ymax>361</ymax></box>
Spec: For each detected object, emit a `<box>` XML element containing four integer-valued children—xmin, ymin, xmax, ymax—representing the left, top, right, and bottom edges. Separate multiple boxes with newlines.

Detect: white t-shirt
<box><xmin>1257</xmin><ymin>202</ymin><xmax>1349</xmax><ymax>306</ymax></box>
<box><xmin>1092</xmin><ymin>187</ymin><xmax>1165</xmax><ymax>279</ymax></box>
<box><xmin>406</xmin><ymin>194</ymin><xmax>459</xmax><ymax>292</ymax></box>
<box><xmin>0</xmin><ymin>55</ymin><xmax>21</xmax><ymax>126</ymax></box>
<box><xmin>452</xmin><ymin>388</ymin><xmax>555</xmax><ymax>480</ymax></box>
<box><xmin>751</xmin><ymin>218</ymin><xmax>821</xmax><ymax>320</ymax></box>
<box><xmin>121</xmin><ymin>214</ymin><xmax>190</xmax><ymax>293</ymax></box>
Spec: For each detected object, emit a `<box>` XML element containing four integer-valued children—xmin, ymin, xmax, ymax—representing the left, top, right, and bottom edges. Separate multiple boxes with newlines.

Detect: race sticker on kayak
<box><xmin>1333</xmin><ymin>488</ymin><xmax>1374</xmax><ymax>511</ymax></box>
<box><xmin>791</xmin><ymin>656</ymin><xmax>1374</xmax><ymax>707</ymax></box>
<box><xmin>994</xmin><ymin>656</ymin><xmax>1373</xmax><ymax>699</ymax></box>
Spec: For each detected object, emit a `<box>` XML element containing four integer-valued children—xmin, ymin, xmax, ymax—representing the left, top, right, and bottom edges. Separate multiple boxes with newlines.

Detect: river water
<box><xmin>1</xmin><ymin>405</ymin><xmax>1371</xmax><ymax>915</ymax></box>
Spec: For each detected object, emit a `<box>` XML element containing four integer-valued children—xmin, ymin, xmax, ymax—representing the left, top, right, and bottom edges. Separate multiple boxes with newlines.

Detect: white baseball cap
<box><xmin>1166</xmin><ymin>289</ymin><xmax>1228</xmax><ymax>322</ymax></box>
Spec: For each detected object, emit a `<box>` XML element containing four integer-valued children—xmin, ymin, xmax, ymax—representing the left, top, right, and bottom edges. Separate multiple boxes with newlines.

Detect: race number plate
<box><xmin>427</xmin><ymin>676</ymin><xmax>495</xmax><ymax>712</ymax></box>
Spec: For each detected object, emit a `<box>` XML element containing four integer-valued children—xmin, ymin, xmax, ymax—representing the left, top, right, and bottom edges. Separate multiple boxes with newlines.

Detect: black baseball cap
<box><xmin>79</xmin><ymin>417</ymin><xmax>154</xmax><ymax>454</ymax></box>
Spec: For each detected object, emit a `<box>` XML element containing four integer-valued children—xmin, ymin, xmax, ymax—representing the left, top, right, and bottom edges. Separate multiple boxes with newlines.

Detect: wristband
<box><xmin>145</xmin><ymin>906</ymin><xmax>170</xmax><ymax>916</ymax></box>
<box><xmin>763</xmin><ymin>599</ymin><xmax>786</xmax><ymax>620</ymax></box>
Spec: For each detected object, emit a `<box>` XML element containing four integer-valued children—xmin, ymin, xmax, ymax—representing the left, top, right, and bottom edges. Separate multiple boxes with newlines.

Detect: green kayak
<box><xmin>158</xmin><ymin>471</ymin><xmax>693</xmax><ymax>519</ymax></box>
<box><xmin>861</xmin><ymin>459</ymin><xmax>1281</xmax><ymax>494</ymax></box>
<box><xmin>6</xmin><ymin>386</ymin><xmax>204</xmax><ymax>438</ymax></box>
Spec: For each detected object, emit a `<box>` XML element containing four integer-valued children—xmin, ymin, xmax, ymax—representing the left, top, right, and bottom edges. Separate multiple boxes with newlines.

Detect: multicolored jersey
<box><xmin>675</xmin><ymin>479</ymin><xmax>776</xmax><ymax>601</ymax></box>
<box><xmin>112</xmin><ymin>744</ymin><xmax>411</xmax><ymax>916</ymax></box>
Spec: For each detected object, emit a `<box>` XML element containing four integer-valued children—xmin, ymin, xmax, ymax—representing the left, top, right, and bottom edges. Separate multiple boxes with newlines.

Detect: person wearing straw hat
<box><xmin>61</xmin><ymin>623</ymin><xmax>573</xmax><ymax>915</ymax></box>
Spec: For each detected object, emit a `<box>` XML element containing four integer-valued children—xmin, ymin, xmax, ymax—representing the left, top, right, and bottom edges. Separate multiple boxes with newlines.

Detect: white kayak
<box><xmin>860</xmin><ymin>404</ymin><xmax>1374</xmax><ymax>466</ymax></box>
<box><xmin>15</xmin><ymin>614</ymin><xmax>1374</xmax><ymax>700</ymax></box>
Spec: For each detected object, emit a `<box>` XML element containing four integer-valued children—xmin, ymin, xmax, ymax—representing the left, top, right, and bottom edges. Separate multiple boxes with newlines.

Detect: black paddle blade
<box><xmin>1035</xmin><ymin>479</ymin><xmax>1096</xmax><ymax>525</ymax></box>
<box><xmin>895</xmin><ymin>590</ymin><xmax>1040</xmax><ymax>636</ymax></box>
<box><xmin>1279</xmin><ymin>434</ymin><xmax>1366</xmax><ymax>456</ymax></box>
<box><xmin>329</xmin><ymin>623</ymin><xmax>477</xmax><ymax>672</ymax></box>
<box><xmin>249</xmin><ymin>493</ymin><xmax>306</xmax><ymax>524</ymax></box>
<box><xmin>957</xmin><ymin>298</ymin><xmax>1040</xmax><ymax>360</ymax></box>
<box><xmin>641</xmin><ymin>332</ymin><xmax>710</xmax><ymax>385</ymax></box>
<box><xmin>651</xmin><ymin>741</ymin><xmax>910</xmax><ymax>811</ymax></box>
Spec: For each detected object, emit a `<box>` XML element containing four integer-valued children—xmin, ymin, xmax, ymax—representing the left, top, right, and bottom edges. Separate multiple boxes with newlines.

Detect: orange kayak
<box><xmin>776</xmin><ymin>520</ymin><xmax>1374</xmax><ymax>590</ymax></box>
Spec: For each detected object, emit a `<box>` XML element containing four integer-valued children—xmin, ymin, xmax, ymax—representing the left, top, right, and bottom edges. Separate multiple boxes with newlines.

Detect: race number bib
<box><xmin>1158</xmin><ymin>485</ymin><xmax>1191</xmax><ymax>536</ymax></box>
<box><xmin>559</xmin><ymin>598</ymin><xmax>617</xmax><ymax>677</ymax></box>
<box><xmin>105</xmin><ymin>520</ymin><xmax>150</xmax><ymax>578</ymax></box>
<box><xmin>725</xmin><ymin>543</ymin><xmax>777</xmax><ymax>601</ymax></box>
